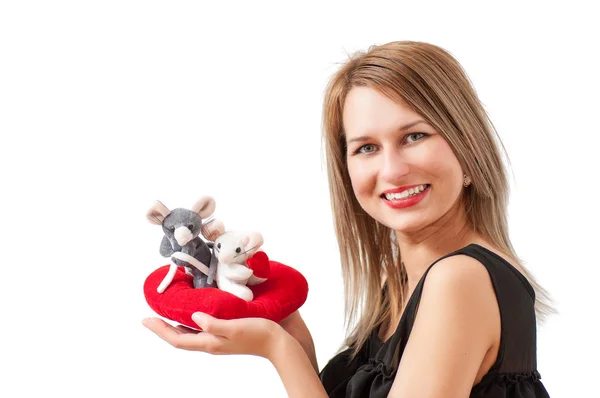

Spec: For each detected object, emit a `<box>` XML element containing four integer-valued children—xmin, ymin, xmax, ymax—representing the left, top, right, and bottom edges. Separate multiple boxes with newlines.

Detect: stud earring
<box><xmin>463</xmin><ymin>174</ymin><xmax>472</xmax><ymax>187</ymax></box>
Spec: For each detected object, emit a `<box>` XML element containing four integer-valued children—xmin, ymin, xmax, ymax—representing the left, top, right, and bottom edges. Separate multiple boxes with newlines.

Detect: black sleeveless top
<box><xmin>319</xmin><ymin>244</ymin><xmax>550</xmax><ymax>397</ymax></box>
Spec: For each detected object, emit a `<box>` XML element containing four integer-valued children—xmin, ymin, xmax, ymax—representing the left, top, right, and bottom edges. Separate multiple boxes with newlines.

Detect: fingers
<box><xmin>143</xmin><ymin>317</ymin><xmax>187</xmax><ymax>340</ymax></box>
<box><xmin>143</xmin><ymin>317</ymin><xmax>225</xmax><ymax>352</ymax></box>
<box><xmin>191</xmin><ymin>312</ymin><xmax>233</xmax><ymax>337</ymax></box>
<box><xmin>175</xmin><ymin>324</ymin><xmax>200</xmax><ymax>334</ymax></box>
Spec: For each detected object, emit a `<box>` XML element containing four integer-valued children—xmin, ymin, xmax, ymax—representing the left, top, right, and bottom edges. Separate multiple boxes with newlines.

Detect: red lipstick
<box><xmin>382</xmin><ymin>184</ymin><xmax>426</xmax><ymax>195</ymax></box>
<box><xmin>381</xmin><ymin>184</ymin><xmax>430</xmax><ymax>209</ymax></box>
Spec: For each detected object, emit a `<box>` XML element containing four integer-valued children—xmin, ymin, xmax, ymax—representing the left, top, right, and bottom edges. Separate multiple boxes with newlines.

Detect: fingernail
<box><xmin>142</xmin><ymin>318</ymin><xmax>150</xmax><ymax>327</ymax></box>
<box><xmin>192</xmin><ymin>312</ymin><xmax>205</xmax><ymax>324</ymax></box>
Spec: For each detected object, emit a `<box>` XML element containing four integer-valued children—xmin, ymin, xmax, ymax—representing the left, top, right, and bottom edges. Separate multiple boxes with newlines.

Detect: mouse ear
<box><xmin>243</xmin><ymin>231</ymin><xmax>264</xmax><ymax>256</ymax></box>
<box><xmin>201</xmin><ymin>219</ymin><xmax>225</xmax><ymax>241</ymax></box>
<box><xmin>192</xmin><ymin>196</ymin><xmax>216</xmax><ymax>219</ymax></box>
<box><xmin>147</xmin><ymin>201</ymin><xmax>171</xmax><ymax>225</ymax></box>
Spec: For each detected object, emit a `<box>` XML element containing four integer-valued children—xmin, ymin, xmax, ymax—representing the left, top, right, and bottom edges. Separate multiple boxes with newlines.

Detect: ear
<box><xmin>243</xmin><ymin>232</ymin><xmax>264</xmax><ymax>256</ymax></box>
<box><xmin>147</xmin><ymin>201</ymin><xmax>171</xmax><ymax>225</ymax></box>
<box><xmin>201</xmin><ymin>219</ymin><xmax>225</xmax><ymax>241</ymax></box>
<box><xmin>191</xmin><ymin>196</ymin><xmax>216</xmax><ymax>219</ymax></box>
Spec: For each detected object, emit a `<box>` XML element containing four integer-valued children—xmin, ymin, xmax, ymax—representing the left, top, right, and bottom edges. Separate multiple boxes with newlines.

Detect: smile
<box><xmin>381</xmin><ymin>184</ymin><xmax>430</xmax><ymax>209</ymax></box>
<box><xmin>382</xmin><ymin>184</ymin><xmax>429</xmax><ymax>200</ymax></box>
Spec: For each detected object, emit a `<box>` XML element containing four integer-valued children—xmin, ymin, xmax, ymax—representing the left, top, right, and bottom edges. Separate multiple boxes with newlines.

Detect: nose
<box><xmin>174</xmin><ymin>226</ymin><xmax>193</xmax><ymax>246</ymax></box>
<box><xmin>380</xmin><ymin>147</ymin><xmax>410</xmax><ymax>183</ymax></box>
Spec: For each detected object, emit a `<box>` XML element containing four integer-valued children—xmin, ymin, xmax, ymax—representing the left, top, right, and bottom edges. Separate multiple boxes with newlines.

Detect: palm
<box><xmin>143</xmin><ymin>311</ymin><xmax>318</xmax><ymax>371</ymax></box>
<box><xmin>143</xmin><ymin>314</ymin><xmax>279</xmax><ymax>358</ymax></box>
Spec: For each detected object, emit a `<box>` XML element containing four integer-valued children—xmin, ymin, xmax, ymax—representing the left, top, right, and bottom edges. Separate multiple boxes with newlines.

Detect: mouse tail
<box><xmin>157</xmin><ymin>262</ymin><xmax>178</xmax><ymax>293</ymax></box>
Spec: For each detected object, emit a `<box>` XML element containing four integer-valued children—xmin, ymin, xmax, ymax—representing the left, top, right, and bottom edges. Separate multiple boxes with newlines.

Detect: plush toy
<box><xmin>146</xmin><ymin>196</ymin><xmax>224</xmax><ymax>293</ymax></box>
<box><xmin>213</xmin><ymin>231</ymin><xmax>270</xmax><ymax>302</ymax></box>
<box><xmin>143</xmin><ymin>197</ymin><xmax>309</xmax><ymax>328</ymax></box>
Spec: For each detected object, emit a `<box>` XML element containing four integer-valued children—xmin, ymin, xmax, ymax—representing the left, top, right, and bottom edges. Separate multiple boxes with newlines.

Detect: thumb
<box><xmin>192</xmin><ymin>312</ymin><xmax>229</xmax><ymax>336</ymax></box>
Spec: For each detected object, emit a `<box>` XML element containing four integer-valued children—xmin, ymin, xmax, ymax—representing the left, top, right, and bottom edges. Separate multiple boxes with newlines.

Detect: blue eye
<box><xmin>356</xmin><ymin>144</ymin><xmax>376</xmax><ymax>154</ymax></box>
<box><xmin>352</xmin><ymin>133</ymin><xmax>428</xmax><ymax>156</ymax></box>
<box><xmin>405</xmin><ymin>132</ymin><xmax>428</xmax><ymax>143</ymax></box>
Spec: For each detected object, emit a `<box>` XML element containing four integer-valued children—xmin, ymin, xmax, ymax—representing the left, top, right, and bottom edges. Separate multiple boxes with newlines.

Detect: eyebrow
<box><xmin>346</xmin><ymin>120</ymin><xmax>428</xmax><ymax>144</ymax></box>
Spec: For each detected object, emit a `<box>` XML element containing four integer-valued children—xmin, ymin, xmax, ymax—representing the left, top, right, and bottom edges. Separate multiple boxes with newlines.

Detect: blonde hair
<box><xmin>321</xmin><ymin>41</ymin><xmax>554</xmax><ymax>357</ymax></box>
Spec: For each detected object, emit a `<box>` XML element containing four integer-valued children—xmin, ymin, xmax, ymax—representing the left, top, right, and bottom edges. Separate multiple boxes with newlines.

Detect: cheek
<box><xmin>347</xmin><ymin>160</ymin><xmax>375</xmax><ymax>198</ymax></box>
<box><xmin>426</xmin><ymin>139</ymin><xmax>462</xmax><ymax>175</ymax></box>
<box><xmin>425</xmin><ymin>142</ymin><xmax>464</xmax><ymax>197</ymax></box>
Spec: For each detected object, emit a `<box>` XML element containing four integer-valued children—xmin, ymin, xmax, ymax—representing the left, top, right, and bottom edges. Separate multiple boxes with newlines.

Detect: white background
<box><xmin>1</xmin><ymin>1</ymin><xmax>598</xmax><ymax>397</ymax></box>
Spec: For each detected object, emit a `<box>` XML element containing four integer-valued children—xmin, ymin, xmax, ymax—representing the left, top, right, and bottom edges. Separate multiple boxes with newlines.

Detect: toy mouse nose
<box><xmin>174</xmin><ymin>226</ymin><xmax>193</xmax><ymax>246</ymax></box>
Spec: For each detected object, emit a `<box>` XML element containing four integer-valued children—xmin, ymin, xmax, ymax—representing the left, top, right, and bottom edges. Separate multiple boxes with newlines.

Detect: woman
<box><xmin>143</xmin><ymin>41</ymin><xmax>552</xmax><ymax>397</ymax></box>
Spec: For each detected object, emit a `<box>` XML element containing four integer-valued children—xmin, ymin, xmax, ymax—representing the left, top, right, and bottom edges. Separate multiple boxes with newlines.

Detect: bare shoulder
<box><xmin>424</xmin><ymin>240</ymin><xmax>521</xmax><ymax>295</ymax></box>
<box><xmin>389</xmin><ymin>250</ymin><xmax>503</xmax><ymax>395</ymax></box>
<box><xmin>423</xmin><ymin>252</ymin><xmax>496</xmax><ymax>297</ymax></box>
<box><xmin>421</xmin><ymin>251</ymin><xmax>502</xmax><ymax>361</ymax></box>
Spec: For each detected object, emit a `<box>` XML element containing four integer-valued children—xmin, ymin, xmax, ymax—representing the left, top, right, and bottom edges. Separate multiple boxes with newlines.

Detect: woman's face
<box><xmin>343</xmin><ymin>86</ymin><xmax>465</xmax><ymax>235</ymax></box>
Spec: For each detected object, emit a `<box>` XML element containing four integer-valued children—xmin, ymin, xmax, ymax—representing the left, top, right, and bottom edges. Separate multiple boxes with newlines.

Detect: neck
<box><xmin>395</xmin><ymin>201</ymin><xmax>478</xmax><ymax>293</ymax></box>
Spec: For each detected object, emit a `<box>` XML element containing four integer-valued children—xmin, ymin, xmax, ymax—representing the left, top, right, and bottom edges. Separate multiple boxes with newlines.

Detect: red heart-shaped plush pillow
<box><xmin>143</xmin><ymin>254</ymin><xmax>309</xmax><ymax>329</ymax></box>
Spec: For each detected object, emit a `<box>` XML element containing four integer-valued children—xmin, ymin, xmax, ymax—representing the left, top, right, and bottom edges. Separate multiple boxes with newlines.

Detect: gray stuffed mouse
<box><xmin>146</xmin><ymin>196</ymin><xmax>224</xmax><ymax>293</ymax></box>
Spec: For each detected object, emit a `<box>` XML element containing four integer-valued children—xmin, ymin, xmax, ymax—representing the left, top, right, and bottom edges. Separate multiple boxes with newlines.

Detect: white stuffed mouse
<box><xmin>213</xmin><ymin>231</ymin><xmax>266</xmax><ymax>302</ymax></box>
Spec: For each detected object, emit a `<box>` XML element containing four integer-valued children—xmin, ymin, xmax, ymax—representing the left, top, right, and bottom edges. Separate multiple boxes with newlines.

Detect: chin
<box><xmin>387</xmin><ymin>221</ymin><xmax>425</xmax><ymax>235</ymax></box>
<box><xmin>371</xmin><ymin>208</ymin><xmax>433</xmax><ymax>235</ymax></box>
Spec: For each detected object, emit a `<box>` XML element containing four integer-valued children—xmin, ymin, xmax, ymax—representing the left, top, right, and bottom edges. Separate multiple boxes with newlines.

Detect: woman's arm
<box><xmin>278</xmin><ymin>311</ymin><xmax>319</xmax><ymax>373</ymax></box>
<box><xmin>388</xmin><ymin>255</ymin><xmax>501</xmax><ymax>398</ymax></box>
<box><xmin>270</xmin><ymin>328</ymin><xmax>328</xmax><ymax>398</ymax></box>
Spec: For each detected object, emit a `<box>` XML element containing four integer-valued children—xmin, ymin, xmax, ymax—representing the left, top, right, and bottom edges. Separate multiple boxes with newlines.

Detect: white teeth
<box><xmin>384</xmin><ymin>184</ymin><xmax>428</xmax><ymax>201</ymax></box>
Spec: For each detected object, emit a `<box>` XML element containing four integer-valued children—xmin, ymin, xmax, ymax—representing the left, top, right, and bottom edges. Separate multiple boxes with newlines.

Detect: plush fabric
<box><xmin>246</xmin><ymin>251</ymin><xmax>271</xmax><ymax>278</ymax></box>
<box><xmin>144</xmin><ymin>252</ymin><xmax>308</xmax><ymax>329</ymax></box>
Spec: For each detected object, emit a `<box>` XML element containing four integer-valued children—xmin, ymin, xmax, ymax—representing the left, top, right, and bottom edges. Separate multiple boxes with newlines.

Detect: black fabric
<box><xmin>319</xmin><ymin>244</ymin><xmax>550</xmax><ymax>397</ymax></box>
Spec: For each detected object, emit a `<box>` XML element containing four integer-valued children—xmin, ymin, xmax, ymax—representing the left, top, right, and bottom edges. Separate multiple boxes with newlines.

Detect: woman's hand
<box><xmin>142</xmin><ymin>312</ymin><xmax>284</xmax><ymax>359</ymax></box>
<box><xmin>144</xmin><ymin>312</ymin><xmax>327</xmax><ymax>397</ymax></box>
<box><xmin>279</xmin><ymin>311</ymin><xmax>318</xmax><ymax>373</ymax></box>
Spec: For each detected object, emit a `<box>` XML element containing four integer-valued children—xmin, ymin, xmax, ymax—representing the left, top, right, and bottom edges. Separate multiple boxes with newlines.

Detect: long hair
<box><xmin>321</xmin><ymin>41</ymin><xmax>554</xmax><ymax>357</ymax></box>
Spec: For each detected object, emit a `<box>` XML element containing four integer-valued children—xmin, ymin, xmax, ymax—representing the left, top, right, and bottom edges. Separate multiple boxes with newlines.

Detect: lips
<box><xmin>381</xmin><ymin>184</ymin><xmax>430</xmax><ymax>199</ymax></box>
<box><xmin>381</xmin><ymin>184</ymin><xmax>430</xmax><ymax>209</ymax></box>
<box><xmin>381</xmin><ymin>184</ymin><xmax>427</xmax><ymax>195</ymax></box>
